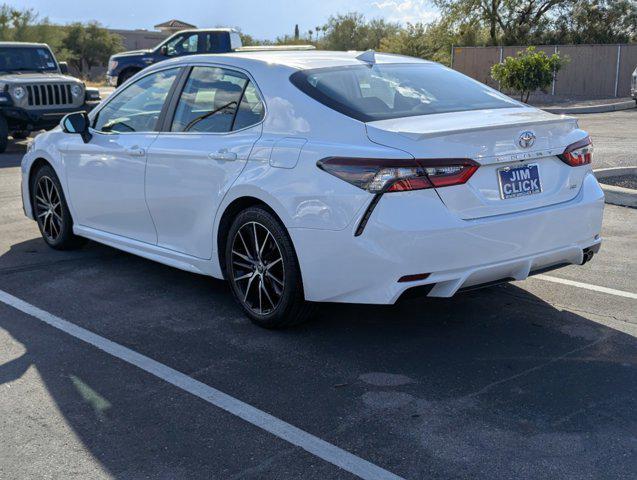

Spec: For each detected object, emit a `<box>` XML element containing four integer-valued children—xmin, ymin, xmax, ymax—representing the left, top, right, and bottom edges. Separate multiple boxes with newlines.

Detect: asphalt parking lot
<box><xmin>0</xmin><ymin>110</ymin><xmax>636</xmax><ymax>480</ymax></box>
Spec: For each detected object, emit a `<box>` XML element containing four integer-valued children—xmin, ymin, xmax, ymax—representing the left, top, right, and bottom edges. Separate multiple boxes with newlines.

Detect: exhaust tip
<box><xmin>581</xmin><ymin>247</ymin><xmax>595</xmax><ymax>265</ymax></box>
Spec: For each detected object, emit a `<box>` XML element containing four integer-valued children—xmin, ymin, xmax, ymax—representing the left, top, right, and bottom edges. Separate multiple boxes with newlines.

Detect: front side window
<box><xmin>290</xmin><ymin>63</ymin><xmax>520</xmax><ymax>122</ymax></box>
<box><xmin>171</xmin><ymin>66</ymin><xmax>263</xmax><ymax>133</ymax></box>
<box><xmin>165</xmin><ymin>33</ymin><xmax>199</xmax><ymax>56</ymax></box>
<box><xmin>93</xmin><ymin>68</ymin><xmax>179</xmax><ymax>133</ymax></box>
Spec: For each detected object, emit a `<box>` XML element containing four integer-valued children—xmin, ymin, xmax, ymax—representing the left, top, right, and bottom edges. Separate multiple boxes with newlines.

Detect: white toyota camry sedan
<box><xmin>21</xmin><ymin>50</ymin><xmax>604</xmax><ymax>328</ymax></box>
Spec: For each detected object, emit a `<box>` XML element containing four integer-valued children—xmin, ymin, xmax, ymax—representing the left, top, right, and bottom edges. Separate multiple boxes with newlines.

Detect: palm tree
<box><xmin>308</xmin><ymin>29</ymin><xmax>313</xmax><ymax>41</ymax></box>
<box><xmin>315</xmin><ymin>26</ymin><xmax>321</xmax><ymax>40</ymax></box>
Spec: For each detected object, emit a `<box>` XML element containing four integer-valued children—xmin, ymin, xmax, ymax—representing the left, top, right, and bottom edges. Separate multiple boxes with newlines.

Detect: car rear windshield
<box><xmin>0</xmin><ymin>46</ymin><xmax>58</xmax><ymax>72</ymax></box>
<box><xmin>290</xmin><ymin>63</ymin><xmax>520</xmax><ymax>122</ymax></box>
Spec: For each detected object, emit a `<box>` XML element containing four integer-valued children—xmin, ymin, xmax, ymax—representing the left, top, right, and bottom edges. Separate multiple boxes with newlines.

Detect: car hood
<box><xmin>112</xmin><ymin>49</ymin><xmax>153</xmax><ymax>59</ymax></box>
<box><xmin>0</xmin><ymin>72</ymin><xmax>82</xmax><ymax>84</ymax></box>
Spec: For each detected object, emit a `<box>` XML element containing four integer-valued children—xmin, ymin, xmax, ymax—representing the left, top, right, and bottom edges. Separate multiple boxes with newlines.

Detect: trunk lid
<box><xmin>366</xmin><ymin>107</ymin><xmax>589</xmax><ymax>219</ymax></box>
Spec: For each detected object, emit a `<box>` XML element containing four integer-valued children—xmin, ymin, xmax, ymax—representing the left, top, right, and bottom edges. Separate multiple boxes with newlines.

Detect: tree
<box><xmin>62</xmin><ymin>22</ymin><xmax>122</xmax><ymax>77</ymax></box>
<box><xmin>380</xmin><ymin>21</ymin><xmax>457</xmax><ymax>64</ymax></box>
<box><xmin>321</xmin><ymin>12</ymin><xmax>400</xmax><ymax>51</ymax></box>
<box><xmin>491</xmin><ymin>47</ymin><xmax>565</xmax><ymax>102</ymax></box>
<box><xmin>0</xmin><ymin>4</ymin><xmax>35</xmax><ymax>41</ymax></box>
<box><xmin>434</xmin><ymin>0</ymin><xmax>569</xmax><ymax>45</ymax></box>
<box><xmin>0</xmin><ymin>4</ymin><xmax>66</xmax><ymax>51</ymax></box>
<box><xmin>550</xmin><ymin>0</ymin><xmax>637</xmax><ymax>44</ymax></box>
<box><xmin>294</xmin><ymin>24</ymin><xmax>299</xmax><ymax>40</ymax></box>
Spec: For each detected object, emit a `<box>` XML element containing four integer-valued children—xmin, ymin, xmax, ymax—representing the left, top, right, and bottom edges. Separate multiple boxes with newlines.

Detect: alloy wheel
<box><xmin>34</xmin><ymin>176</ymin><xmax>63</xmax><ymax>242</ymax></box>
<box><xmin>230</xmin><ymin>221</ymin><xmax>285</xmax><ymax>315</ymax></box>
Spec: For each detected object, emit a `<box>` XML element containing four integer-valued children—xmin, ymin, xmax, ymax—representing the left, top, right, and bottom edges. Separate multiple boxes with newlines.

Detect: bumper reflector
<box><xmin>398</xmin><ymin>273</ymin><xmax>431</xmax><ymax>283</ymax></box>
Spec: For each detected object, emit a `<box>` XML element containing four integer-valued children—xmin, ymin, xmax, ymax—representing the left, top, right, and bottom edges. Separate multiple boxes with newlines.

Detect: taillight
<box><xmin>558</xmin><ymin>136</ymin><xmax>593</xmax><ymax>167</ymax></box>
<box><xmin>317</xmin><ymin>157</ymin><xmax>479</xmax><ymax>193</ymax></box>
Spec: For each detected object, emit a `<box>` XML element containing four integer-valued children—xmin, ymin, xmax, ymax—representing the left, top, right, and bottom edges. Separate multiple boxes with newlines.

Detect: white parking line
<box><xmin>534</xmin><ymin>274</ymin><xmax>637</xmax><ymax>300</ymax></box>
<box><xmin>0</xmin><ymin>289</ymin><xmax>403</xmax><ymax>480</ymax></box>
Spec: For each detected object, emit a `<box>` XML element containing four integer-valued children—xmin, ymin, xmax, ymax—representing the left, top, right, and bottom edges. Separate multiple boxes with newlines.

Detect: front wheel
<box><xmin>0</xmin><ymin>115</ymin><xmax>8</xmax><ymax>153</ymax></box>
<box><xmin>11</xmin><ymin>130</ymin><xmax>29</xmax><ymax>140</ymax></box>
<box><xmin>225</xmin><ymin>206</ymin><xmax>314</xmax><ymax>328</ymax></box>
<box><xmin>117</xmin><ymin>69</ymin><xmax>138</xmax><ymax>86</ymax></box>
<box><xmin>31</xmin><ymin>165</ymin><xmax>86</xmax><ymax>250</ymax></box>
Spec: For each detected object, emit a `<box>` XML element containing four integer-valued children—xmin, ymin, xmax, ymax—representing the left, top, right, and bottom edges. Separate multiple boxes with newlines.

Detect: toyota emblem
<box><xmin>518</xmin><ymin>131</ymin><xmax>536</xmax><ymax>149</ymax></box>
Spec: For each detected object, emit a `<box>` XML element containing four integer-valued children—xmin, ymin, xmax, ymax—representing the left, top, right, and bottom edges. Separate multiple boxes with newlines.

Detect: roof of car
<box><xmin>0</xmin><ymin>42</ymin><xmax>50</xmax><ymax>48</ymax></box>
<box><xmin>166</xmin><ymin>28</ymin><xmax>239</xmax><ymax>35</ymax></box>
<box><xmin>162</xmin><ymin>50</ymin><xmax>434</xmax><ymax>70</ymax></box>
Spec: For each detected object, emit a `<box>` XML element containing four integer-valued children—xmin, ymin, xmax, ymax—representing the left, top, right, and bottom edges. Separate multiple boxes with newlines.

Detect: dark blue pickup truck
<box><xmin>106</xmin><ymin>28</ymin><xmax>243</xmax><ymax>86</ymax></box>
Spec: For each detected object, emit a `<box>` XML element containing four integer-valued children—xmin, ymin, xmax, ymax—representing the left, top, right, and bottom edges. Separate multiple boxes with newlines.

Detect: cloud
<box><xmin>371</xmin><ymin>0</ymin><xmax>439</xmax><ymax>24</ymax></box>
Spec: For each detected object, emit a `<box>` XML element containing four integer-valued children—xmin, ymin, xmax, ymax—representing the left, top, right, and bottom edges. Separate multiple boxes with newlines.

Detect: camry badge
<box><xmin>518</xmin><ymin>131</ymin><xmax>536</xmax><ymax>149</ymax></box>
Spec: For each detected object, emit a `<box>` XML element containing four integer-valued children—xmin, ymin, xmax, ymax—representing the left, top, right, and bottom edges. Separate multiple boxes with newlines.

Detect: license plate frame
<box><xmin>497</xmin><ymin>163</ymin><xmax>542</xmax><ymax>200</ymax></box>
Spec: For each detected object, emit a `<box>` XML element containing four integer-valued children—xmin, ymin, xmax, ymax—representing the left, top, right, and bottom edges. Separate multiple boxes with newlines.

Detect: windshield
<box><xmin>290</xmin><ymin>63</ymin><xmax>521</xmax><ymax>122</ymax></box>
<box><xmin>0</xmin><ymin>46</ymin><xmax>58</xmax><ymax>72</ymax></box>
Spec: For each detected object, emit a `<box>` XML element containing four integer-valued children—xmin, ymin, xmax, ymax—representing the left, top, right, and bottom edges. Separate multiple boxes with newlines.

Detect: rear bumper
<box><xmin>289</xmin><ymin>172</ymin><xmax>605</xmax><ymax>304</ymax></box>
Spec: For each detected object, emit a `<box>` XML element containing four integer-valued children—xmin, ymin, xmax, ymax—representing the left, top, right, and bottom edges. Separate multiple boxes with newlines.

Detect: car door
<box><xmin>145</xmin><ymin>65</ymin><xmax>265</xmax><ymax>259</ymax></box>
<box><xmin>62</xmin><ymin>67</ymin><xmax>181</xmax><ymax>244</ymax></box>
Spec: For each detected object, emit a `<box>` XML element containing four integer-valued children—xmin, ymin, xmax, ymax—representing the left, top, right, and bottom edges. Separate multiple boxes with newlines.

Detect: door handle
<box><xmin>126</xmin><ymin>146</ymin><xmax>146</xmax><ymax>157</ymax></box>
<box><xmin>208</xmin><ymin>150</ymin><xmax>237</xmax><ymax>162</ymax></box>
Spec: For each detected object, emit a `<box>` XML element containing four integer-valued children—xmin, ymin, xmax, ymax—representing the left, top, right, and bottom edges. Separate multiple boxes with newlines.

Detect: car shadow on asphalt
<box><xmin>0</xmin><ymin>237</ymin><xmax>635</xmax><ymax>479</ymax></box>
<box><xmin>0</xmin><ymin>138</ymin><xmax>28</xmax><ymax>168</ymax></box>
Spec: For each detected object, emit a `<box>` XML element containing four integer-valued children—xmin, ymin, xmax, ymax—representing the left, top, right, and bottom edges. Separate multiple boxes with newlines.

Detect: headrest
<box><xmin>213</xmin><ymin>81</ymin><xmax>243</xmax><ymax>110</ymax></box>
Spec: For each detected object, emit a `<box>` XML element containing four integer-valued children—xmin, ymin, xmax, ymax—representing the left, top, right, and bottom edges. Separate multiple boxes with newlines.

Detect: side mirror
<box><xmin>160</xmin><ymin>45</ymin><xmax>168</xmax><ymax>56</ymax></box>
<box><xmin>61</xmin><ymin>112</ymin><xmax>92</xmax><ymax>143</ymax></box>
<box><xmin>58</xmin><ymin>61</ymin><xmax>69</xmax><ymax>75</ymax></box>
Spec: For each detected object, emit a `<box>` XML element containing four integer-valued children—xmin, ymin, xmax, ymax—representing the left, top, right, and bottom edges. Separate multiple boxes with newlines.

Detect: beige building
<box><xmin>109</xmin><ymin>19</ymin><xmax>198</xmax><ymax>52</ymax></box>
<box><xmin>153</xmin><ymin>19</ymin><xmax>197</xmax><ymax>34</ymax></box>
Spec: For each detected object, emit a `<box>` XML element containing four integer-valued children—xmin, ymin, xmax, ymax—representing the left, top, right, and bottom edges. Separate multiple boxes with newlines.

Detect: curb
<box><xmin>593</xmin><ymin>167</ymin><xmax>637</xmax><ymax>208</ymax></box>
<box><xmin>542</xmin><ymin>100</ymin><xmax>635</xmax><ymax>115</ymax></box>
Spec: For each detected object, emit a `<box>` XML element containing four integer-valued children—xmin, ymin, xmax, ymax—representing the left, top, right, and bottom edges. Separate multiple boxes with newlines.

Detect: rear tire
<box><xmin>225</xmin><ymin>206</ymin><xmax>314</xmax><ymax>328</ymax></box>
<box><xmin>31</xmin><ymin>164</ymin><xmax>86</xmax><ymax>250</ymax></box>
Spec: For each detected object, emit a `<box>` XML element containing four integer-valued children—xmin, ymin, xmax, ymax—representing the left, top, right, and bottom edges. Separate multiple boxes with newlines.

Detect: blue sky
<box><xmin>11</xmin><ymin>0</ymin><xmax>438</xmax><ymax>40</ymax></box>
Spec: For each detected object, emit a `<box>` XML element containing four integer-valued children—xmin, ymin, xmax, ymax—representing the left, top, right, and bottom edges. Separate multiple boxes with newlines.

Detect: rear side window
<box><xmin>171</xmin><ymin>66</ymin><xmax>264</xmax><ymax>133</ymax></box>
<box><xmin>233</xmin><ymin>82</ymin><xmax>265</xmax><ymax>130</ymax></box>
<box><xmin>204</xmin><ymin>33</ymin><xmax>220</xmax><ymax>52</ymax></box>
<box><xmin>290</xmin><ymin>63</ymin><xmax>520</xmax><ymax>122</ymax></box>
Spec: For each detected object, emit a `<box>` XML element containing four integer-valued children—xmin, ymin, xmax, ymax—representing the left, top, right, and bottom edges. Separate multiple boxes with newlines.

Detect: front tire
<box><xmin>0</xmin><ymin>115</ymin><xmax>8</xmax><ymax>153</ymax></box>
<box><xmin>225</xmin><ymin>206</ymin><xmax>314</xmax><ymax>328</ymax></box>
<box><xmin>11</xmin><ymin>130</ymin><xmax>29</xmax><ymax>140</ymax></box>
<box><xmin>117</xmin><ymin>69</ymin><xmax>138</xmax><ymax>87</ymax></box>
<box><xmin>31</xmin><ymin>165</ymin><xmax>86</xmax><ymax>250</ymax></box>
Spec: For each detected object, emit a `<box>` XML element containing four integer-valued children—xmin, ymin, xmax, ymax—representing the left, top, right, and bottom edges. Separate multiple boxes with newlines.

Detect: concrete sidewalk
<box><xmin>538</xmin><ymin>97</ymin><xmax>635</xmax><ymax>114</ymax></box>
